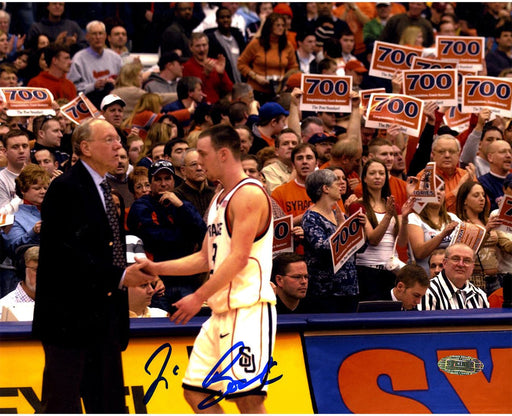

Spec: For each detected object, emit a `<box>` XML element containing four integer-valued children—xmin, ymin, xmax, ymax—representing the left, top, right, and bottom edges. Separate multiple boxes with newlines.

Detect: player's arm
<box><xmin>172</xmin><ymin>185</ymin><xmax>270</xmax><ymax>324</ymax></box>
<box><xmin>143</xmin><ymin>232</ymin><xmax>210</xmax><ymax>276</ymax></box>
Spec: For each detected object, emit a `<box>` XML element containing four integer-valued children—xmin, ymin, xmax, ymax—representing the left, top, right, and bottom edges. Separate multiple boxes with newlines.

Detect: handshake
<box><xmin>124</xmin><ymin>257</ymin><xmax>160</xmax><ymax>288</ymax></box>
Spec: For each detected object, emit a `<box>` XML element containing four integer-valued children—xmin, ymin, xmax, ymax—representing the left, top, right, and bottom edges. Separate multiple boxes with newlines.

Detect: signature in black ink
<box><xmin>198</xmin><ymin>341</ymin><xmax>283</xmax><ymax>410</ymax></box>
<box><xmin>143</xmin><ymin>343</ymin><xmax>180</xmax><ymax>405</ymax></box>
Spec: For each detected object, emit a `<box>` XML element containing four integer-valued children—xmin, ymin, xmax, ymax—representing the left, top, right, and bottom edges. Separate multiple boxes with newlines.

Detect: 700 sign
<box><xmin>371</xmin><ymin>96</ymin><xmax>420</xmax><ymax>118</ymax></box>
<box><xmin>300</xmin><ymin>75</ymin><xmax>352</xmax><ymax>113</ymax></box>
<box><xmin>304</xmin><ymin>77</ymin><xmax>349</xmax><ymax>96</ymax></box>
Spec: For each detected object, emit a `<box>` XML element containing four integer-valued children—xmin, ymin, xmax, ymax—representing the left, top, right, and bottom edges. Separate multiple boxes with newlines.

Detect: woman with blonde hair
<box><xmin>111</xmin><ymin>61</ymin><xmax>145</xmax><ymax>119</ymax></box>
<box><xmin>122</xmin><ymin>93</ymin><xmax>163</xmax><ymax>139</ymax></box>
<box><xmin>399</xmin><ymin>25</ymin><xmax>424</xmax><ymax>48</ymax></box>
<box><xmin>123</xmin><ymin>93</ymin><xmax>191</xmax><ymax>141</ymax></box>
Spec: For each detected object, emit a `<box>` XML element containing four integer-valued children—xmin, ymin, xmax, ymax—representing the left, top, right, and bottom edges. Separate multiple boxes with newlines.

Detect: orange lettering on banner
<box><xmin>437</xmin><ymin>348</ymin><xmax>512</xmax><ymax>413</ymax></box>
<box><xmin>338</xmin><ymin>349</ymin><xmax>431</xmax><ymax>413</ymax></box>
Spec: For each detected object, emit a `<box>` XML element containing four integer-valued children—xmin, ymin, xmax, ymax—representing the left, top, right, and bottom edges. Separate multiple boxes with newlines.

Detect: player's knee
<box><xmin>183</xmin><ymin>389</ymin><xmax>197</xmax><ymax>407</ymax></box>
<box><xmin>235</xmin><ymin>394</ymin><xmax>266</xmax><ymax>413</ymax></box>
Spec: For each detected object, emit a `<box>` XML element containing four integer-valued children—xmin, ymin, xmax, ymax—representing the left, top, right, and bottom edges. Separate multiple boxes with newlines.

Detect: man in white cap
<box><xmin>100</xmin><ymin>94</ymin><xmax>126</xmax><ymax>129</ymax></box>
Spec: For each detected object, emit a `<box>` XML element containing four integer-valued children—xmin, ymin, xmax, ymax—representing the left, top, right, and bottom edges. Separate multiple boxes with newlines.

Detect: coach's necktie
<box><xmin>100</xmin><ymin>180</ymin><xmax>126</xmax><ymax>268</ymax></box>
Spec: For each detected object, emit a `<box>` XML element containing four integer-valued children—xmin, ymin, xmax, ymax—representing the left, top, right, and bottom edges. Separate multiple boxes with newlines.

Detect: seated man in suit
<box><xmin>390</xmin><ymin>263</ymin><xmax>430</xmax><ymax>310</ymax></box>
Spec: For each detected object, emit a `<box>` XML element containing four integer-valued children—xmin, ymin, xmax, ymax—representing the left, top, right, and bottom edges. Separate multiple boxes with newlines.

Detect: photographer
<box><xmin>127</xmin><ymin>160</ymin><xmax>206</xmax><ymax>312</ymax></box>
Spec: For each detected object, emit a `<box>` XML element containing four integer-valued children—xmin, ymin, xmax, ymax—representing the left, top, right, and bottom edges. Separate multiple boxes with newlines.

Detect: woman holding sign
<box><xmin>408</xmin><ymin>176</ymin><xmax>460</xmax><ymax>274</ymax></box>
<box><xmin>302</xmin><ymin>169</ymin><xmax>364</xmax><ymax>313</ymax></box>
<box><xmin>456</xmin><ymin>181</ymin><xmax>503</xmax><ymax>294</ymax></box>
<box><xmin>349</xmin><ymin>160</ymin><xmax>412</xmax><ymax>301</ymax></box>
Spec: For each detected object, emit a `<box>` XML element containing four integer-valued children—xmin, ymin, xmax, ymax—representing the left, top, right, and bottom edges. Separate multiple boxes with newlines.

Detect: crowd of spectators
<box><xmin>0</xmin><ymin>2</ymin><xmax>511</xmax><ymax>320</ymax></box>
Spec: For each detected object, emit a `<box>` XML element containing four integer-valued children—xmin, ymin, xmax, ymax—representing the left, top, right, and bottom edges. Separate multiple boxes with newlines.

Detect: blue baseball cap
<box><xmin>258</xmin><ymin>102</ymin><xmax>289</xmax><ymax>121</ymax></box>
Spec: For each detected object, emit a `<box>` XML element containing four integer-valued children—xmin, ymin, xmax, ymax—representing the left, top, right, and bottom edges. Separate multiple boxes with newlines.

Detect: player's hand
<box><xmin>170</xmin><ymin>292</ymin><xmax>203</xmax><ymax>324</ymax></box>
<box><xmin>124</xmin><ymin>258</ymin><xmax>159</xmax><ymax>287</ymax></box>
<box><xmin>140</xmin><ymin>258</ymin><xmax>159</xmax><ymax>276</ymax></box>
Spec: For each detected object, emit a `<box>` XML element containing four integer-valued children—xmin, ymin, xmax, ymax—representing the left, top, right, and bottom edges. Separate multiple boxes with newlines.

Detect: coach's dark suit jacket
<box><xmin>33</xmin><ymin>160</ymin><xmax>129</xmax><ymax>349</ymax></box>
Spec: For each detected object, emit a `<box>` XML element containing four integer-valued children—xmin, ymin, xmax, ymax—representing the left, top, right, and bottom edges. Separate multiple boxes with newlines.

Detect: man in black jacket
<box><xmin>206</xmin><ymin>6</ymin><xmax>246</xmax><ymax>84</ymax></box>
<box><xmin>33</xmin><ymin>118</ymin><xmax>156</xmax><ymax>413</ymax></box>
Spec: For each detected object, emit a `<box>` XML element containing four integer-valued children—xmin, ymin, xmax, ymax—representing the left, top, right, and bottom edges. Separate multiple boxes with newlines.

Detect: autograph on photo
<box><xmin>142</xmin><ymin>341</ymin><xmax>283</xmax><ymax>409</ymax></box>
<box><xmin>199</xmin><ymin>341</ymin><xmax>283</xmax><ymax>410</ymax></box>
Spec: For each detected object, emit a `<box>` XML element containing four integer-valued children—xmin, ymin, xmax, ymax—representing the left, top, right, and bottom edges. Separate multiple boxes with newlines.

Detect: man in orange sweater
<box><xmin>28</xmin><ymin>44</ymin><xmax>76</xmax><ymax>101</ymax></box>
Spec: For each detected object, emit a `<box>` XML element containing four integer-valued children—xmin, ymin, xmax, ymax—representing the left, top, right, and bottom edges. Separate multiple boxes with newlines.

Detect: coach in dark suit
<box><xmin>33</xmin><ymin>118</ymin><xmax>157</xmax><ymax>413</ymax></box>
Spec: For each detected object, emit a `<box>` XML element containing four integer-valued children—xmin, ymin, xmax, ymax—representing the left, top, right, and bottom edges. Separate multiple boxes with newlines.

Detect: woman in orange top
<box><xmin>238</xmin><ymin>12</ymin><xmax>298</xmax><ymax>104</ymax></box>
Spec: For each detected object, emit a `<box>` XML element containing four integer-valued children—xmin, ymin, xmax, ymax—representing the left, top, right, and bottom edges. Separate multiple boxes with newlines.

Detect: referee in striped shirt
<box><xmin>419</xmin><ymin>243</ymin><xmax>489</xmax><ymax>310</ymax></box>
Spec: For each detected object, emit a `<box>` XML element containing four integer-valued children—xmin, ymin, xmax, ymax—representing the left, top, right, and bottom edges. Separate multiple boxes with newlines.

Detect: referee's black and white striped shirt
<box><xmin>419</xmin><ymin>271</ymin><xmax>489</xmax><ymax>310</ymax></box>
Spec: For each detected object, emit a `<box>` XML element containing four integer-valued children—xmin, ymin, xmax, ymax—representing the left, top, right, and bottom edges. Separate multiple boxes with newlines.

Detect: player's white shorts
<box><xmin>182</xmin><ymin>302</ymin><xmax>277</xmax><ymax>403</ymax></box>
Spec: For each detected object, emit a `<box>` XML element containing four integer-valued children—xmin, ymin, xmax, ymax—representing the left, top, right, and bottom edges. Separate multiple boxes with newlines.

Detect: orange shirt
<box><xmin>271</xmin><ymin>179</ymin><xmax>312</xmax><ymax>219</ymax></box>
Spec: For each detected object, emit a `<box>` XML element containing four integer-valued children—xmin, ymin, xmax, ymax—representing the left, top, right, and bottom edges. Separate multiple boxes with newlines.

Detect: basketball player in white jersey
<box><xmin>143</xmin><ymin>124</ymin><xmax>277</xmax><ymax>413</ymax></box>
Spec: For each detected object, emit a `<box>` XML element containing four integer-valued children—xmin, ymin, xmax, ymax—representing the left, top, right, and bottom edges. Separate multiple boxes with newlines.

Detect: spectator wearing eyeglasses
<box><xmin>271</xmin><ymin>253</ymin><xmax>309</xmax><ymax>314</ymax></box>
<box><xmin>419</xmin><ymin>243</ymin><xmax>489</xmax><ymax>310</ymax></box>
<box><xmin>174</xmin><ymin>148</ymin><xmax>215</xmax><ymax>218</ymax></box>
<box><xmin>416</xmin><ymin>134</ymin><xmax>473</xmax><ymax>214</ymax></box>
